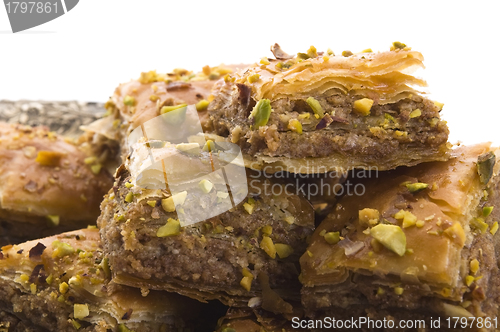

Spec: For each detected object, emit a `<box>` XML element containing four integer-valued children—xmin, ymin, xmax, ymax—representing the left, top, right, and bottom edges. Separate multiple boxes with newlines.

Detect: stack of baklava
<box><xmin>0</xmin><ymin>42</ymin><xmax>498</xmax><ymax>331</ymax></box>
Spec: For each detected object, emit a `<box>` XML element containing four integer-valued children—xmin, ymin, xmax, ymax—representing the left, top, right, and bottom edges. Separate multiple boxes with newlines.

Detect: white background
<box><xmin>0</xmin><ymin>0</ymin><xmax>499</xmax><ymax>144</ymax></box>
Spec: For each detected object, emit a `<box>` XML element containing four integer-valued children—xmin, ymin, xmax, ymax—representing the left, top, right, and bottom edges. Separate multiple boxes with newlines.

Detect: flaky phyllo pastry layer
<box><xmin>300</xmin><ymin>144</ymin><xmax>500</xmax><ymax>322</ymax></box>
<box><xmin>0</xmin><ymin>228</ymin><xmax>204</xmax><ymax>331</ymax></box>
<box><xmin>0</xmin><ymin>123</ymin><xmax>113</xmax><ymax>245</ymax></box>
<box><xmin>208</xmin><ymin>44</ymin><xmax>450</xmax><ymax>173</ymax></box>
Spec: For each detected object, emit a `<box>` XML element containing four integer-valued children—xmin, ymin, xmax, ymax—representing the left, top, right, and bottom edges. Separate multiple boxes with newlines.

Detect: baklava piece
<box><xmin>0</xmin><ymin>123</ymin><xmax>113</xmax><ymax>245</ymax></box>
<box><xmin>97</xmin><ymin>144</ymin><xmax>314</xmax><ymax>308</ymax></box>
<box><xmin>208</xmin><ymin>43</ymin><xmax>450</xmax><ymax>173</ymax></box>
<box><xmin>82</xmin><ymin>65</ymin><xmax>247</xmax><ymax>162</ymax></box>
<box><xmin>300</xmin><ymin>144</ymin><xmax>500</xmax><ymax>330</ymax></box>
<box><xmin>0</xmin><ymin>228</ymin><xmax>204</xmax><ymax>331</ymax></box>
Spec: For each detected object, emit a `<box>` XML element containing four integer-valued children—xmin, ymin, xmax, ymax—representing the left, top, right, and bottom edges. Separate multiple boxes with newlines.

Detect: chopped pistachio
<box><xmin>358</xmin><ymin>208</ymin><xmax>380</xmax><ymax>226</ymax></box>
<box><xmin>208</xmin><ymin>72</ymin><xmax>220</xmax><ymax>80</ymax></box>
<box><xmin>125</xmin><ymin>192</ymin><xmax>134</xmax><ymax>203</ymax></box>
<box><xmin>260</xmin><ymin>236</ymin><xmax>276</xmax><ymax>259</ymax></box>
<box><xmin>262</xmin><ymin>225</ymin><xmax>273</xmax><ymax>236</ymax></box>
<box><xmin>298</xmin><ymin>113</ymin><xmax>310</xmax><ymax>120</ymax></box>
<box><xmin>306</xmin><ymin>97</ymin><xmax>325</xmax><ymax>117</ymax></box>
<box><xmin>392</xmin><ymin>41</ymin><xmax>406</xmax><ymax>50</ymax></box>
<box><xmin>284</xmin><ymin>216</ymin><xmax>295</xmax><ymax>224</ymax></box>
<box><xmin>74</xmin><ymin>304</ymin><xmax>89</xmax><ymax>319</ymax></box>
<box><xmin>157</xmin><ymin>218</ymin><xmax>181</xmax><ymax>237</ymax></box>
<box><xmin>297</xmin><ymin>52</ymin><xmax>310</xmax><ymax>60</ymax></box>
<box><xmin>465</xmin><ymin>275</ymin><xmax>475</xmax><ymax>287</ymax></box>
<box><xmin>52</xmin><ymin>240</ymin><xmax>75</xmax><ymax>258</ymax></box>
<box><xmin>176</xmin><ymin>142</ymin><xmax>200</xmax><ymax>154</ymax></box>
<box><xmin>203</xmin><ymin>140</ymin><xmax>215</xmax><ymax>152</ymax></box>
<box><xmin>324</xmin><ymin>231</ymin><xmax>340</xmax><ymax>245</ymax></box>
<box><xmin>30</xmin><ymin>283</ymin><xmax>37</xmax><ymax>294</ymax></box>
<box><xmin>242</xmin><ymin>268</ymin><xmax>253</xmax><ymax>278</ymax></box>
<box><xmin>353</xmin><ymin>98</ymin><xmax>373</xmax><ymax>116</ymax></box>
<box><xmin>59</xmin><ymin>281</ymin><xmax>69</xmax><ymax>294</ymax></box>
<box><xmin>84</xmin><ymin>156</ymin><xmax>97</xmax><ymax>165</ymax></box>
<box><xmin>477</xmin><ymin>152</ymin><xmax>496</xmax><ymax>185</ymax></box>
<box><xmin>240</xmin><ymin>276</ymin><xmax>253</xmax><ymax>291</ymax></box>
<box><xmin>249</xmin><ymin>99</ymin><xmax>272</xmax><ymax>128</ymax></box>
<box><xmin>490</xmin><ymin>222</ymin><xmax>499</xmax><ymax>235</ymax></box>
<box><xmin>377</xmin><ymin>287</ymin><xmax>385</xmax><ymax>295</ymax></box>
<box><xmin>470</xmin><ymin>259</ymin><xmax>479</xmax><ymax>275</ymax></box>
<box><xmin>247</xmin><ymin>73</ymin><xmax>260</xmax><ymax>83</ymax></box>
<box><xmin>394</xmin><ymin>287</ymin><xmax>404</xmax><ymax>295</ymax></box>
<box><xmin>198</xmin><ymin>179</ymin><xmax>213</xmax><ymax>193</ymax></box>
<box><xmin>90</xmin><ymin>164</ymin><xmax>102</xmax><ymax>175</ymax></box>
<box><xmin>307</xmin><ymin>45</ymin><xmax>318</xmax><ymax>58</ymax></box>
<box><xmin>433</xmin><ymin>101</ymin><xmax>444</xmax><ymax>110</ymax></box>
<box><xmin>20</xmin><ymin>274</ymin><xmax>30</xmax><ymax>282</ymax></box>
<box><xmin>125</xmin><ymin>182</ymin><xmax>133</xmax><ymax>189</ymax></box>
<box><xmin>483</xmin><ymin>206</ymin><xmax>494</xmax><ymax>217</ymax></box>
<box><xmin>46</xmin><ymin>274</ymin><xmax>53</xmax><ymax>284</ymax></box>
<box><xmin>370</xmin><ymin>224</ymin><xmax>406</xmax><ymax>256</ymax></box>
<box><xmin>440</xmin><ymin>288</ymin><xmax>452</xmax><ymax>297</ymax></box>
<box><xmin>275</xmin><ymin>243</ymin><xmax>293</xmax><ymax>259</ymax></box>
<box><xmin>260</xmin><ymin>57</ymin><xmax>270</xmax><ymax>65</ymax></box>
<box><xmin>161</xmin><ymin>191</ymin><xmax>187</xmax><ymax>213</ymax></box>
<box><xmin>243</xmin><ymin>202</ymin><xmax>254</xmax><ymax>215</ymax></box>
<box><xmin>47</xmin><ymin>215</ymin><xmax>60</xmax><ymax>227</ymax></box>
<box><xmin>160</xmin><ymin>104</ymin><xmax>187</xmax><ymax>115</ymax></box>
<box><xmin>327</xmin><ymin>48</ymin><xmax>334</xmax><ymax>56</ymax></box>
<box><xmin>118</xmin><ymin>324</ymin><xmax>133</xmax><ymax>332</ymax></box>
<box><xmin>287</xmin><ymin>119</ymin><xmax>303</xmax><ymax>134</ymax></box>
<box><xmin>394</xmin><ymin>210</ymin><xmax>417</xmax><ymax>228</ymax></box>
<box><xmin>319</xmin><ymin>229</ymin><xmax>326</xmax><ymax>237</ymax></box>
<box><xmin>195</xmin><ymin>99</ymin><xmax>210</xmax><ymax>112</ymax></box>
<box><xmin>362</xmin><ymin>48</ymin><xmax>373</xmax><ymax>53</ymax></box>
<box><xmin>443</xmin><ymin>223</ymin><xmax>466</xmax><ymax>246</ymax></box>
<box><xmin>35</xmin><ymin>151</ymin><xmax>63</xmax><ymax>167</ymax></box>
<box><xmin>342</xmin><ymin>50</ymin><xmax>353</xmax><ymax>57</ymax></box>
<box><xmin>416</xmin><ymin>220</ymin><xmax>425</xmax><ymax>228</ymax></box>
<box><xmin>149</xmin><ymin>94</ymin><xmax>159</xmax><ymax>102</ymax></box>
<box><xmin>71</xmin><ymin>319</ymin><xmax>81</xmax><ymax>330</ymax></box>
<box><xmin>147</xmin><ymin>200</ymin><xmax>156</xmax><ymax>208</ymax></box>
<box><xmin>406</xmin><ymin>182</ymin><xmax>428</xmax><ymax>193</ymax></box>
<box><xmin>470</xmin><ymin>217</ymin><xmax>489</xmax><ymax>233</ymax></box>
<box><xmin>123</xmin><ymin>95</ymin><xmax>136</xmax><ymax>106</ymax></box>
<box><xmin>100</xmin><ymin>257</ymin><xmax>111</xmax><ymax>278</ymax></box>
<box><xmin>409</xmin><ymin>109</ymin><xmax>422</xmax><ymax>118</ymax></box>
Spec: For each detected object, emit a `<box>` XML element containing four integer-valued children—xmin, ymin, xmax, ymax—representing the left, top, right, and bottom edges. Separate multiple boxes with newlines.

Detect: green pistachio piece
<box><xmin>470</xmin><ymin>217</ymin><xmax>489</xmax><ymax>234</ymax></box>
<box><xmin>392</xmin><ymin>41</ymin><xmax>406</xmax><ymax>49</ymax></box>
<box><xmin>477</xmin><ymin>152</ymin><xmax>496</xmax><ymax>184</ymax></box>
<box><xmin>483</xmin><ymin>206</ymin><xmax>494</xmax><ymax>217</ymax></box>
<box><xmin>370</xmin><ymin>224</ymin><xmax>406</xmax><ymax>256</ymax></box>
<box><xmin>249</xmin><ymin>99</ymin><xmax>272</xmax><ymax>128</ymax></box>
<box><xmin>406</xmin><ymin>182</ymin><xmax>429</xmax><ymax>193</ymax></box>
<box><xmin>123</xmin><ymin>95</ymin><xmax>136</xmax><ymax>106</ymax></box>
<box><xmin>157</xmin><ymin>218</ymin><xmax>181</xmax><ymax>237</ymax></box>
<box><xmin>297</xmin><ymin>52</ymin><xmax>310</xmax><ymax>60</ymax></box>
<box><xmin>306</xmin><ymin>97</ymin><xmax>324</xmax><ymax>117</ymax></box>
<box><xmin>324</xmin><ymin>231</ymin><xmax>340</xmax><ymax>245</ymax></box>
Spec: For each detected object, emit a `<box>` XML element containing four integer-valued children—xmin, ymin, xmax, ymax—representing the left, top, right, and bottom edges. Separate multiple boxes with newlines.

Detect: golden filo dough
<box><xmin>0</xmin><ymin>123</ymin><xmax>113</xmax><ymax>245</ymax></box>
<box><xmin>300</xmin><ymin>144</ymin><xmax>500</xmax><ymax>330</ymax></box>
<box><xmin>0</xmin><ymin>228</ymin><xmax>205</xmax><ymax>331</ymax></box>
